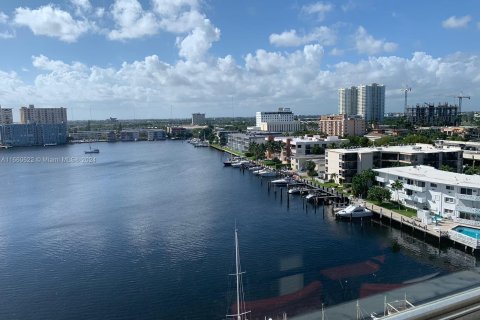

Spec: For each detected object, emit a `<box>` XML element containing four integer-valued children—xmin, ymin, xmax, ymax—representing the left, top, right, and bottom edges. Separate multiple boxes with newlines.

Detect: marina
<box><xmin>0</xmin><ymin>141</ymin><xmax>478</xmax><ymax>319</ymax></box>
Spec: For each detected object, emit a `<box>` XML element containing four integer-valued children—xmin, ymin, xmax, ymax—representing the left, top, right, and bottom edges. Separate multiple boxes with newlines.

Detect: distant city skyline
<box><xmin>0</xmin><ymin>0</ymin><xmax>478</xmax><ymax>120</ymax></box>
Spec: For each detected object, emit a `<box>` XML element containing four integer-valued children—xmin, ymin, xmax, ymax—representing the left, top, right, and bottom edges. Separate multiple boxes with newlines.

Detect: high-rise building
<box><xmin>0</xmin><ymin>123</ymin><xmax>68</xmax><ymax>147</ymax></box>
<box><xmin>255</xmin><ymin>107</ymin><xmax>301</xmax><ymax>133</ymax></box>
<box><xmin>0</xmin><ymin>106</ymin><xmax>13</xmax><ymax>124</ymax></box>
<box><xmin>338</xmin><ymin>83</ymin><xmax>385</xmax><ymax>123</ymax></box>
<box><xmin>20</xmin><ymin>105</ymin><xmax>67</xmax><ymax>124</ymax></box>
<box><xmin>357</xmin><ymin>83</ymin><xmax>385</xmax><ymax>123</ymax></box>
<box><xmin>191</xmin><ymin>113</ymin><xmax>206</xmax><ymax>125</ymax></box>
<box><xmin>338</xmin><ymin>87</ymin><xmax>357</xmax><ymax>116</ymax></box>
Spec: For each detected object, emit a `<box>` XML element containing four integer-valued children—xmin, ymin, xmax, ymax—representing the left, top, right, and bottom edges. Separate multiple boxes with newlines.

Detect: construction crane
<box><xmin>402</xmin><ymin>86</ymin><xmax>411</xmax><ymax>114</ymax></box>
<box><xmin>455</xmin><ymin>95</ymin><xmax>470</xmax><ymax>114</ymax></box>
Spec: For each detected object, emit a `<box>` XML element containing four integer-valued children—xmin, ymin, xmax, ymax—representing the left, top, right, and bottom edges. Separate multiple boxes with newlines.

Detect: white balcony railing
<box><xmin>376</xmin><ymin>176</ymin><xmax>385</xmax><ymax>183</ymax></box>
<box><xmin>456</xmin><ymin>193</ymin><xmax>480</xmax><ymax>202</ymax></box>
<box><xmin>404</xmin><ymin>184</ymin><xmax>426</xmax><ymax>192</ymax></box>
<box><xmin>403</xmin><ymin>195</ymin><xmax>426</xmax><ymax>203</ymax></box>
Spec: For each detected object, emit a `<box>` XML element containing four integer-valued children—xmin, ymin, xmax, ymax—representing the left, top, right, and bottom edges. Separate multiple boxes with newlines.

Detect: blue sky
<box><xmin>0</xmin><ymin>0</ymin><xmax>479</xmax><ymax>120</ymax></box>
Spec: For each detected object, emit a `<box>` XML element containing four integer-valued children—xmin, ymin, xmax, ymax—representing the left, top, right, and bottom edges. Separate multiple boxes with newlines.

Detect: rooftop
<box><xmin>329</xmin><ymin>143</ymin><xmax>461</xmax><ymax>154</ymax></box>
<box><xmin>374</xmin><ymin>165</ymin><xmax>480</xmax><ymax>188</ymax></box>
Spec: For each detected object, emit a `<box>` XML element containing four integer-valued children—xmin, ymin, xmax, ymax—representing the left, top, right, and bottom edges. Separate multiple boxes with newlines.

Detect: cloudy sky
<box><xmin>0</xmin><ymin>0</ymin><xmax>478</xmax><ymax>120</ymax></box>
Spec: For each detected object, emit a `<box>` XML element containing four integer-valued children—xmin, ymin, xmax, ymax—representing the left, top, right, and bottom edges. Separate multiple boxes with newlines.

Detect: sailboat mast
<box><xmin>235</xmin><ymin>228</ymin><xmax>241</xmax><ymax>320</ymax></box>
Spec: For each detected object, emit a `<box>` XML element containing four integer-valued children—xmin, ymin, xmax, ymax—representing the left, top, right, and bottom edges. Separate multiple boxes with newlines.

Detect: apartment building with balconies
<box><xmin>326</xmin><ymin>144</ymin><xmax>463</xmax><ymax>183</ymax></box>
<box><xmin>374</xmin><ymin>165</ymin><xmax>480</xmax><ymax>227</ymax></box>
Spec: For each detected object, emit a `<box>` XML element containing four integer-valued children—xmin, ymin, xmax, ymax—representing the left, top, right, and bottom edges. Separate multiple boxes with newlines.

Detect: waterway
<box><xmin>0</xmin><ymin>141</ymin><xmax>476</xmax><ymax>319</ymax></box>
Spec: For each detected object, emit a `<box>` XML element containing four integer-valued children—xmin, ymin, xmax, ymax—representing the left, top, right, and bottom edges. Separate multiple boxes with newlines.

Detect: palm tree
<box><xmin>390</xmin><ymin>179</ymin><xmax>404</xmax><ymax>208</ymax></box>
<box><xmin>330</xmin><ymin>172</ymin><xmax>338</xmax><ymax>183</ymax></box>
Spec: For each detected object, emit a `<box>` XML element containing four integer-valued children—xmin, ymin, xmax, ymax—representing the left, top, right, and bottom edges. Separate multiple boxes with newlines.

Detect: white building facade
<box><xmin>338</xmin><ymin>87</ymin><xmax>358</xmax><ymax>116</ymax></box>
<box><xmin>256</xmin><ymin>107</ymin><xmax>301</xmax><ymax>133</ymax></box>
<box><xmin>338</xmin><ymin>83</ymin><xmax>385</xmax><ymax>123</ymax></box>
<box><xmin>326</xmin><ymin>144</ymin><xmax>463</xmax><ymax>183</ymax></box>
<box><xmin>374</xmin><ymin>165</ymin><xmax>480</xmax><ymax>226</ymax></box>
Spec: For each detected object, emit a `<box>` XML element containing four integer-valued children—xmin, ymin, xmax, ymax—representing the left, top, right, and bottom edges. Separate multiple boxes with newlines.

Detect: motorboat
<box><xmin>288</xmin><ymin>187</ymin><xmax>301</xmax><ymax>194</ymax></box>
<box><xmin>335</xmin><ymin>205</ymin><xmax>372</xmax><ymax>219</ymax></box>
<box><xmin>259</xmin><ymin>169</ymin><xmax>277</xmax><ymax>177</ymax></box>
<box><xmin>305</xmin><ymin>193</ymin><xmax>316</xmax><ymax>200</ymax></box>
<box><xmin>249</xmin><ymin>166</ymin><xmax>263</xmax><ymax>171</ymax></box>
<box><xmin>271</xmin><ymin>177</ymin><xmax>298</xmax><ymax>185</ymax></box>
<box><xmin>232</xmin><ymin>160</ymin><xmax>249</xmax><ymax>167</ymax></box>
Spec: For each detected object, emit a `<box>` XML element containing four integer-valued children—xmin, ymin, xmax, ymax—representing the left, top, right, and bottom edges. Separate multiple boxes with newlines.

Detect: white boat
<box><xmin>194</xmin><ymin>140</ymin><xmax>210</xmax><ymax>147</ymax></box>
<box><xmin>271</xmin><ymin>177</ymin><xmax>298</xmax><ymax>185</ymax></box>
<box><xmin>335</xmin><ymin>205</ymin><xmax>373</xmax><ymax>219</ymax></box>
<box><xmin>305</xmin><ymin>193</ymin><xmax>316</xmax><ymax>200</ymax></box>
<box><xmin>288</xmin><ymin>187</ymin><xmax>309</xmax><ymax>194</ymax></box>
<box><xmin>232</xmin><ymin>160</ymin><xmax>249</xmax><ymax>167</ymax></box>
<box><xmin>259</xmin><ymin>169</ymin><xmax>277</xmax><ymax>177</ymax></box>
<box><xmin>85</xmin><ymin>143</ymin><xmax>100</xmax><ymax>154</ymax></box>
<box><xmin>248</xmin><ymin>166</ymin><xmax>263</xmax><ymax>171</ymax></box>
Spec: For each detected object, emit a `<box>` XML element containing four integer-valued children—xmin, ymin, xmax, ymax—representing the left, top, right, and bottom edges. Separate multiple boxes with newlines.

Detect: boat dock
<box><xmin>366</xmin><ymin>202</ymin><xmax>479</xmax><ymax>253</ymax></box>
<box><xmin>214</xmin><ymin>146</ymin><xmax>478</xmax><ymax>253</ymax></box>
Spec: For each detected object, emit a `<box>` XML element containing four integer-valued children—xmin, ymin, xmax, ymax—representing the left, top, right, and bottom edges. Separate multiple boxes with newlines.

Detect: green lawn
<box><xmin>210</xmin><ymin>144</ymin><xmax>245</xmax><ymax>157</ymax></box>
<box><xmin>369</xmin><ymin>200</ymin><xmax>417</xmax><ymax>218</ymax></box>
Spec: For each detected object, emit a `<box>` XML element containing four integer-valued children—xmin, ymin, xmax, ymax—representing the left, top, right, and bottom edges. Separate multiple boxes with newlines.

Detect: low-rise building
<box><xmin>319</xmin><ymin>114</ymin><xmax>365</xmax><ymax>137</ymax></box>
<box><xmin>440</xmin><ymin>126</ymin><xmax>479</xmax><ymax>140</ymax></box>
<box><xmin>147</xmin><ymin>129</ymin><xmax>166</xmax><ymax>141</ymax></box>
<box><xmin>291</xmin><ymin>154</ymin><xmax>326</xmax><ymax>175</ymax></box>
<box><xmin>70</xmin><ymin>131</ymin><xmax>110</xmax><ymax>141</ymax></box>
<box><xmin>326</xmin><ymin>144</ymin><xmax>463</xmax><ymax>183</ymax></box>
<box><xmin>120</xmin><ymin>130</ymin><xmax>140</xmax><ymax>141</ymax></box>
<box><xmin>227</xmin><ymin>132</ymin><xmax>275</xmax><ymax>153</ymax></box>
<box><xmin>374</xmin><ymin>165</ymin><xmax>480</xmax><ymax>226</ymax></box>
<box><xmin>167</xmin><ymin>126</ymin><xmax>187</xmax><ymax>138</ymax></box>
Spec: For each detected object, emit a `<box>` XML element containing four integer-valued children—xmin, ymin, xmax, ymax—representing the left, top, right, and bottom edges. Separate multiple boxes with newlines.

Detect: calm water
<box><xmin>0</xmin><ymin>141</ymin><xmax>476</xmax><ymax>319</ymax></box>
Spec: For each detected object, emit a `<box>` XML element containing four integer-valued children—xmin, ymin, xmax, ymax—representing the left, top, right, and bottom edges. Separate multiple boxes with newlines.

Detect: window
<box><xmin>406</xmin><ymin>189</ymin><xmax>413</xmax><ymax>196</ymax></box>
<box><xmin>397</xmin><ymin>176</ymin><xmax>403</xmax><ymax>181</ymax></box>
<box><xmin>445</xmin><ymin>197</ymin><xmax>454</xmax><ymax>203</ymax></box>
<box><xmin>430</xmin><ymin>183</ymin><xmax>437</xmax><ymax>188</ymax></box>
<box><xmin>446</xmin><ymin>185</ymin><xmax>454</xmax><ymax>191</ymax></box>
<box><xmin>444</xmin><ymin>209</ymin><xmax>454</xmax><ymax>214</ymax></box>
<box><xmin>407</xmin><ymin>179</ymin><xmax>413</xmax><ymax>185</ymax></box>
<box><xmin>417</xmin><ymin>181</ymin><xmax>425</xmax><ymax>187</ymax></box>
<box><xmin>460</xmin><ymin>188</ymin><xmax>473</xmax><ymax>195</ymax></box>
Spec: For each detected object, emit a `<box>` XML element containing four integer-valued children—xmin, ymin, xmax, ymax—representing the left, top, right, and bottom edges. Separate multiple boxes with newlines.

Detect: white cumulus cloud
<box><xmin>442</xmin><ymin>15</ymin><xmax>471</xmax><ymax>29</ymax></box>
<box><xmin>354</xmin><ymin>26</ymin><xmax>398</xmax><ymax>55</ymax></box>
<box><xmin>301</xmin><ymin>2</ymin><xmax>333</xmax><ymax>21</ymax></box>
<box><xmin>13</xmin><ymin>5</ymin><xmax>90</xmax><ymax>42</ymax></box>
<box><xmin>0</xmin><ymin>11</ymin><xmax>15</xmax><ymax>39</ymax></box>
<box><xmin>176</xmin><ymin>19</ymin><xmax>220</xmax><ymax>61</ymax></box>
<box><xmin>108</xmin><ymin>0</ymin><xmax>159</xmax><ymax>40</ymax></box>
<box><xmin>0</xmin><ymin>48</ymin><xmax>479</xmax><ymax>117</ymax></box>
<box><xmin>269</xmin><ymin>26</ymin><xmax>336</xmax><ymax>47</ymax></box>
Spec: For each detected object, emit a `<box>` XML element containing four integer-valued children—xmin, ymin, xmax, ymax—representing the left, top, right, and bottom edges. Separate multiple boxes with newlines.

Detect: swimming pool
<box><xmin>453</xmin><ymin>226</ymin><xmax>480</xmax><ymax>239</ymax></box>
